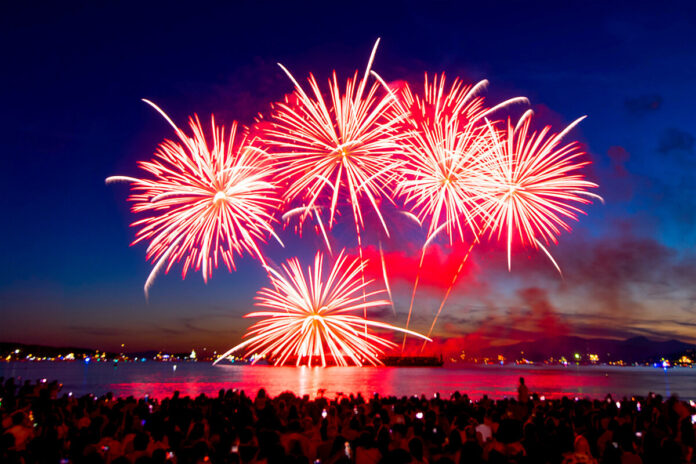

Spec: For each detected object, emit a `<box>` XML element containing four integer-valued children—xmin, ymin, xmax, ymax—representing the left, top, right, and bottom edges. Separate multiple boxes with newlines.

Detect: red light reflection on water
<box><xmin>107</xmin><ymin>365</ymin><xmax>612</xmax><ymax>400</ymax></box>
<box><xmin>3</xmin><ymin>362</ymin><xmax>691</xmax><ymax>400</ymax></box>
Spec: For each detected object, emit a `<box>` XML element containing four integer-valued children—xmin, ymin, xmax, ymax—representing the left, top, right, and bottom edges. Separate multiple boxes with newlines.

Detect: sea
<box><xmin>1</xmin><ymin>362</ymin><xmax>695</xmax><ymax>400</ymax></box>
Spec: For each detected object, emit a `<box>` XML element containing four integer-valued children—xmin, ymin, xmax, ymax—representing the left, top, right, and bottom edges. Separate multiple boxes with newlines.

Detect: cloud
<box><xmin>607</xmin><ymin>146</ymin><xmax>630</xmax><ymax>172</ymax></box>
<box><xmin>67</xmin><ymin>325</ymin><xmax>123</xmax><ymax>338</ymax></box>
<box><xmin>604</xmin><ymin>145</ymin><xmax>636</xmax><ymax>202</ymax></box>
<box><xmin>516</xmin><ymin>287</ymin><xmax>570</xmax><ymax>336</ymax></box>
<box><xmin>624</xmin><ymin>94</ymin><xmax>662</xmax><ymax>114</ymax></box>
<box><xmin>658</xmin><ymin>128</ymin><xmax>694</xmax><ymax>153</ymax></box>
<box><xmin>413</xmin><ymin>224</ymin><xmax>696</xmax><ymax>350</ymax></box>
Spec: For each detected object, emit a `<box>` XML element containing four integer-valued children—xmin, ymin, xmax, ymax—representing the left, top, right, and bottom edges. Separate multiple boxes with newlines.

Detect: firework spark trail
<box><xmin>420</xmin><ymin>240</ymin><xmax>476</xmax><ymax>352</ymax></box>
<box><xmin>477</xmin><ymin>115</ymin><xmax>600</xmax><ymax>272</ymax></box>
<box><xmin>107</xmin><ymin>100</ymin><xmax>282</xmax><ymax>297</ymax></box>
<box><xmin>378</xmin><ymin>241</ymin><xmax>395</xmax><ymax>316</ymax></box>
<box><xmin>394</xmin><ymin>74</ymin><xmax>526</xmax><ymax>350</ymax></box>
<box><xmin>213</xmin><ymin>251</ymin><xmax>431</xmax><ymax>367</ymax></box>
<box><xmin>401</xmin><ymin>246</ymin><xmax>427</xmax><ymax>352</ymax></box>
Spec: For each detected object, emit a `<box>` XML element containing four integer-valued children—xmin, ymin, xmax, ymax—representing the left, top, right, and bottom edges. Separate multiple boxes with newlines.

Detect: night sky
<box><xmin>2</xmin><ymin>1</ymin><xmax>695</xmax><ymax>353</ymax></box>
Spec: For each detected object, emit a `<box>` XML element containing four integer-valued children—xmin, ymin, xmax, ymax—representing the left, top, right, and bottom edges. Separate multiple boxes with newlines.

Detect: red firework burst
<box><xmin>214</xmin><ymin>250</ymin><xmax>431</xmax><ymax>367</ymax></box>
<box><xmin>107</xmin><ymin>100</ymin><xmax>282</xmax><ymax>296</ymax></box>
<box><xmin>260</xmin><ymin>40</ymin><xmax>405</xmax><ymax>244</ymax></box>
<box><xmin>478</xmin><ymin>113</ymin><xmax>601</xmax><ymax>272</ymax></box>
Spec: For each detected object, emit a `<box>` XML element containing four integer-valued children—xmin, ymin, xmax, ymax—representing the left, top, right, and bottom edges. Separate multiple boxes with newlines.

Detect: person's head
<box><xmin>151</xmin><ymin>449</ymin><xmax>167</xmax><ymax>464</ymax></box>
<box><xmin>11</xmin><ymin>411</ymin><xmax>25</xmax><ymax>426</ymax></box>
<box><xmin>385</xmin><ymin>448</ymin><xmax>413</xmax><ymax>464</ymax></box>
<box><xmin>287</xmin><ymin>419</ymin><xmax>302</xmax><ymax>433</ymax></box>
<box><xmin>409</xmin><ymin>437</ymin><xmax>424</xmax><ymax>461</ymax></box>
<box><xmin>133</xmin><ymin>432</ymin><xmax>150</xmax><ymax>451</ymax></box>
<box><xmin>356</xmin><ymin>431</ymin><xmax>374</xmax><ymax>449</ymax></box>
<box><xmin>288</xmin><ymin>439</ymin><xmax>305</xmax><ymax>457</ymax></box>
<box><xmin>519</xmin><ymin>377</ymin><xmax>525</xmax><ymax>385</ymax></box>
<box><xmin>265</xmin><ymin>444</ymin><xmax>286</xmax><ymax>464</ymax></box>
<box><xmin>329</xmin><ymin>435</ymin><xmax>347</xmax><ymax>457</ymax></box>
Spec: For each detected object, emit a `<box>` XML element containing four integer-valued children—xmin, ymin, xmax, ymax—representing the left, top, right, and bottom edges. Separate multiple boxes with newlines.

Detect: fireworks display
<box><xmin>107</xmin><ymin>100</ymin><xmax>282</xmax><ymax>297</ymax></box>
<box><xmin>261</xmin><ymin>39</ymin><xmax>404</xmax><ymax>245</ymax></box>
<box><xmin>108</xmin><ymin>40</ymin><xmax>600</xmax><ymax>365</ymax></box>
<box><xmin>477</xmin><ymin>114</ymin><xmax>599</xmax><ymax>273</ymax></box>
<box><xmin>213</xmin><ymin>251</ymin><xmax>431</xmax><ymax>367</ymax></box>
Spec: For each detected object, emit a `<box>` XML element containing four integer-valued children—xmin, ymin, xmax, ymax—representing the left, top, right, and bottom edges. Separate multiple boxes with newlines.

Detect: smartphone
<box><xmin>635</xmin><ymin>432</ymin><xmax>642</xmax><ymax>438</ymax></box>
<box><xmin>691</xmin><ymin>415</ymin><xmax>696</xmax><ymax>425</ymax></box>
<box><xmin>321</xmin><ymin>409</ymin><xmax>327</xmax><ymax>418</ymax></box>
<box><xmin>416</xmin><ymin>412</ymin><xmax>423</xmax><ymax>419</ymax></box>
<box><xmin>166</xmin><ymin>451</ymin><xmax>175</xmax><ymax>459</ymax></box>
<box><xmin>231</xmin><ymin>445</ymin><xmax>239</xmax><ymax>453</ymax></box>
<box><xmin>344</xmin><ymin>441</ymin><xmax>351</xmax><ymax>458</ymax></box>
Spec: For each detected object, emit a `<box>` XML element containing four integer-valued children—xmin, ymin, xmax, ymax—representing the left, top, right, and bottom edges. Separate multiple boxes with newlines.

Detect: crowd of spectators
<box><xmin>1</xmin><ymin>376</ymin><xmax>695</xmax><ymax>463</ymax></box>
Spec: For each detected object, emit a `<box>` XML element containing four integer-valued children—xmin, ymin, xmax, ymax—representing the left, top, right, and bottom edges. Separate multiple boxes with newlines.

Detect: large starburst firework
<box><xmin>478</xmin><ymin>113</ymin><xmax>601</xmax><ymax>273</ymax></box>
<box><xmin>261</xmin><ymin>39</ymin><xmax>405</xmax><ymax>242</ymax></box>
<box><xmin>214</xmin><ymin>251</ymin><xmax>431</xmax><ymax>367</ymax></box>
<box><xmin>107</xmin><ymin>100</ymin><xmax>282</xmax><ymax>296</ymax></box>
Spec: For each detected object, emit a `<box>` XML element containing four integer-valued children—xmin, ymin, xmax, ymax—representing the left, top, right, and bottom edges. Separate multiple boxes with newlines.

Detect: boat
<box><xmin>380</xmin><ymin>355</ymin><xmax>444</xmax><ymax>367</ymax></box>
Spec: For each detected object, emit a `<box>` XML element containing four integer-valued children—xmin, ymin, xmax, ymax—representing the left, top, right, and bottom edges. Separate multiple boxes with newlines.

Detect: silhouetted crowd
<box><xmin>1</xmin><ymin>375</ymin><xmax>695</xmax><ymax>464</ymax></box>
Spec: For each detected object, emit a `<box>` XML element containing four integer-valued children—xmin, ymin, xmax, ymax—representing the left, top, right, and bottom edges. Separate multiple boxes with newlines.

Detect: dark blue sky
<box><xmin>1</xmin><ymin>1</ymin><xmax>695</xmax><ymax>352</ymax></box>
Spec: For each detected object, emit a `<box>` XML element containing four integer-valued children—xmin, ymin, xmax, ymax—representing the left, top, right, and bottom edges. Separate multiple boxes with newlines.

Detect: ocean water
<box><xmin>2</xmin><ymin>362</ymin><xmax>695</xmax><ymax>400</ymax></box>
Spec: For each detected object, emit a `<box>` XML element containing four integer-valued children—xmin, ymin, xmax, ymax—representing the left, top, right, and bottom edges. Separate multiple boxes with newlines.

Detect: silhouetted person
<box><xmin>517</xmin><ymin>377</ymin><xmax>529</xmax><ymax>404</ymax></box>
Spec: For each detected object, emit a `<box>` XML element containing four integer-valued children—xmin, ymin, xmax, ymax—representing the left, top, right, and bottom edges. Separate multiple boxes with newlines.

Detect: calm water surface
<box><xmin>2</xmin><ymin>362</ymin><xmax>694</xmax><ymax>400</ymax></box>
